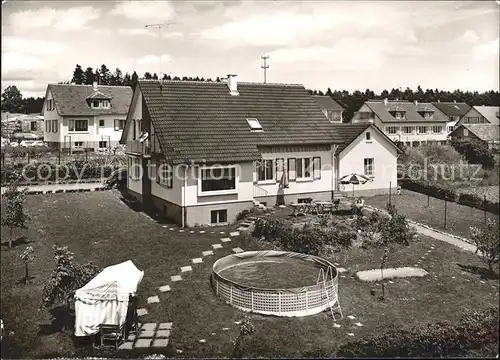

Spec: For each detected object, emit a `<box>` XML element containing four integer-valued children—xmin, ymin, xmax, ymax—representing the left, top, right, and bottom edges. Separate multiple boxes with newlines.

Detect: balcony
<box><xmin>126</xmin><ymin>140</ymin><xmax>151</xmax><ymax>157</ymax></box>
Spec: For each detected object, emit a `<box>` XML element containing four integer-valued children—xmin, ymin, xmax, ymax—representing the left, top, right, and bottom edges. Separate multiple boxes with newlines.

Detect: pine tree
<box><xmin>111</xmin><ymin>67</ymin><xmax>123</xmax><ymax>86</ymax></box>
<box><xmin>131</xmin><ymin>71</ymin><xmax>139</xmax><ymax>88</ymax></box>
<box><xmin>123</xmin><ymin>72</ymin><xmax>132</xmax><ymax>87</ymax></box>
<box><xmin>84</xmin><ymin>67</ymin><xmax>95</xmax><ymax>85</ymax></box>
<box><xmin>144</xmin><ymin>72</ymin><xmax>153</xmax><ymax>80</ymax></box>
<box><xmin>71</xmin><ymin>64</ymin><xmax>85</xmax><ymax>85</ymax></box>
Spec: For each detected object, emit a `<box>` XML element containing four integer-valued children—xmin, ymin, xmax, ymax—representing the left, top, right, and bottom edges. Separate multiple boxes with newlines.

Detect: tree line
<box><xmin>2</xmin><ymin>63</ymin><xmax>499</xmax><ymax>121</ymax></box>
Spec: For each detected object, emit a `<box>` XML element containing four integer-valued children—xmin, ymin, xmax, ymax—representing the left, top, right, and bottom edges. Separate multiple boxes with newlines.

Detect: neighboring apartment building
<box><xmin>431</xmin><ymin>101</ymin><xmax>471</xmax><ymax>134</ymax></box>
<box><xmin>351</xmin><ymin>99</ymin><xmax>449</xmax><ymax>146</ymax></box>
<box><xmin>312</xmin><ymin>95</ymin><xmax>344</xmax><ymax>123</ymax></box>
<box><xmin>458</xmin><ymin>105</ymin><xmax>500</xmax><ymax>126</ymax></box>
<box><xmin>43</xmin><ymin>82</ymin><xmax>133</xmax><ymax>151</ymax></box>
<box><xmin>449</xmin><ymin>124</ymin><xmax>500</xmax><ymax>150</ymax></box>
<box><xmin>120</xmin><ymin>77</ymin><xmax>400</xmax><ymax>227</ymax></box>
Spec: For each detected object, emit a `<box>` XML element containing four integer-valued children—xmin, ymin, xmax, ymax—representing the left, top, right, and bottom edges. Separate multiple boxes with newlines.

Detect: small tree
<box><xmin>42</xmin><ymin>245</ymin><xmax>99</xmax><ymax>308</ymax></box>
<box><xmin>380</xmin><ymin>245</ymin><xmax>389</xmax><ymax>300</ymax></box>
<box><xmin>20</xmin><ymin>246</ymin><xmax>35</xmax><ymax>284</ymax></box>
<box><xmin>232</xmin><ymin>316</ymin><xmax>256</xmax><ymax>358</ymax></box>
<box><xmin>470</xmin><ymin>219</ymin><xmax>499</xmax><ymax>274</ymax></box>
<box><xmin>1</xmin><ymin>181</ymin><xmax>29</xmax><ymax>248</ymax></box>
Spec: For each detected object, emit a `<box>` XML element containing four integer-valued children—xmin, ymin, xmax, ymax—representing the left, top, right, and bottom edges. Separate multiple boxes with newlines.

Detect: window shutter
<box><xmin>313</xmin><ymin>157</ymin><xmax>321</xmax><ymax>180</ymax></box>
<box><xmin>276</xmin><ymin>158</ymin><xmax>284</xmax><ymax>182</ymax></box>
<box><xmin>253</xmin><ymin>161</ymin><xmax>258</xmax><ymax>182</ymax></box>
<box><xmin>288</xmin><ymin>158</ymin><xmax>296</xmax><ymax>181</ymax></box>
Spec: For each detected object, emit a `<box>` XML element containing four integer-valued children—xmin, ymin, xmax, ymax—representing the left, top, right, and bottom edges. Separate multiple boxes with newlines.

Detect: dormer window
<box><xmin>246</xmin><ymin>118</ymin><xmax>263</xmax><ymax>132</ymax></box>
<box><xmin>91</xmin><ymin>100</ymin><xmax>111</xmax><ymax>109</ymax></box>
<box><xmin>395</xmin><ymin>112</ymin><xmax>402</xmax><ymax>120</ymax></box>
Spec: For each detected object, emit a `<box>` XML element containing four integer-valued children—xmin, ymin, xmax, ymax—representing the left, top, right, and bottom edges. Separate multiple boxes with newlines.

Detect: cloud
<box><xmin>163</xmin><ymin>31</ymin><xmax>184</xmax><ymax>39</ymax></box>
<box><xmin>2</xmin><ymin>36</ymin><xmax>68</xmax><ymax>56</ymax></box>
<box><xmin>1</xmin><ymin>52</ymin><xmax>46</xmax><ymax>73</ymax></box>
<box><xmin>8</xmin><ymin>6</ymin><xmax>101</xmax><ymax>31</ymax></box>
<box><xmin>472</xmin><ymin>38</ymin><xmax>499</xmax><ymax>60</ymax></box>
<box><xmin>1</xmin><ymin>69</ymin><xmax>39</xmax><ymax>82</ymax></box>
<box><xmin>118</xmin><ymin>28</ymin><xmax>154</xmax><ymax>36</ymax></box>
<box><xmin>137</xmin><ymin>54</ymin><xmax>173</xmax><ymax>65</ymax></box>
<box><xmin>112</xmin><ymin>1</ymin><xmax>175</xmax><ymax>21</ymax></box>
<box><xmin>460</xmin><ymin>30</ymin><xmax>480</xmax><ymax>43</ymax></box>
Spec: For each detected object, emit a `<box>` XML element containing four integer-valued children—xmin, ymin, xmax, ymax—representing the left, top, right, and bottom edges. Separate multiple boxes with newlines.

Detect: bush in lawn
<box><xmin>232</xmin><ymin>316</ymin><xmax>256</xmax><ymax>358</ymax></box>
<box><xmin>336</xmin><ymin>307</ymin><xmax>499</xmax><ymax>357</ymax></box>
<box><xmin>1</xmin><ymin>180</ymin><xmax>29</xmax><ymax>248</ymax></box>
<box><xmin>236</xmin><ymin>209</ymin><xmax>251</xmax><ymax>221</ymax></box>
<box><xmin>469</xmin><ymin>219</ymin><xmax>499</xmax><ymax>274</ymax></box>
<box><xmin>42</xmin><ymin>245</ymin><xmax>99</xmax><ymax>310</ymax></box>
<box><xmin>381</xmin><ymin>203</ymin><xmax>416</xmax><ymax>246</ymax></box>
<box><xmin>20</xmin><ymin>246</ymin><xmax>36</xmax><ymax>284</ymax></box>
<box><xmin>452</xmin><ymin>138</ymin><xmax>496</xmax><ymax>168</ymax></box>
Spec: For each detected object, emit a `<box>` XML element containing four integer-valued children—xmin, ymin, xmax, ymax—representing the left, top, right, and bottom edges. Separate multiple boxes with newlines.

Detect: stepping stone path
<box><xmin>202</xmin><ymin>250</ymin><xmax>214</xmax><ymax>256</ymax></box>
<box><xmin>192</xmin><ymin>258</ymin><xmax>203</xmax><ymax>264</ymax></box>
<box><xmin>199</xmin><ymin>231</ymin><xmax>206</xmax><ymax>234</ymax></box>
<box><xmin>137</xmin><ymin>308</ymin><xmax>148</xmax><ymax>316</ymax></box>
<box><xmin>180</xmin><ymin>266</ymin><xmax>192</xmax><ymax>273</ymax></box>
<box><xmin>337</xmin><ymin>267</ymin><xmax>348</xmax><ymax>273</ymax></box>
<box><xmin>190</xmin><ymin>231</ymin><xmax>195</xmax><ymax>233</ymax></box>
<box><xmin>347</xmin><ymin>333</ymin><xmax>355</xmax><ymax>337</ymax></box>
<box><xmin>162</xmin><ymin>225</ymin><xmax>167</xmax><ymax>228</ymax></box>
<box><xmin>179</xmin><ymin>230</ymin><xmax>184</xmax><ymax>233</ymax></box>
<box><xmin>147</xmin><ymin>295</ymin><xmax>160</xmax><ymax>304</ymax></box>
<box><xmin>221</xmin><ymin>237</ymin><xmax>231</xmax><ymax>243</ymax></box>
<box><xmin>212</xmin><ymin>244</ymin><xmax>223</xmax><ymax>249</ymax></box>
<box><xmin>199</xmin><ymin>339</ymin><xmax>206</xmax><ymax>343</ymax></box>
<box><xmin>354</xmin><ymin>322</ymin><xmax>363</xmax><ymax>327</ymax></box>
<box><xmin>333</xmin><ymin>323</ymin><xmax>341</xmax><ymax>328</ymax></box>
<box><xmin>229</xmin><ymin>231</ymin><xmax>240</xmax><ymax>237</ymax></box>
<box><xmin>220</xmin><ymin>232</ymin><xmax>225</xmax><ymax>234</ymax></box>
<box><xmin>119</xmin><ymin>322</ymin><xmax>173</xmax><ymax>350</ymax></box>
<box><xmin>347</xmin><ymin>315</ymin><xmax>356</xmax><ymax>320</ymax></box>
<box><xmin>159</xmin><ymin>285</ymin><xmax>171</xmax><ymax>292</ymax></box>
<box><xmin>170</xmin><ymin>228</ymin><xmax>175</xmax><ymax>230</ymax></box>
<box><xmin>171</xmin><ymin>275</ymin><xmax>182</xmax><ymax>282</ymax></box>
<box><xmin>232</xmin><ymin>247</ymin><xmax>244</xmax><ymax>254</ymax></box>
<box><xmin>222</xmin><ymin>327</ymin><xmax>229</xmax><ymax>331</ymax></box>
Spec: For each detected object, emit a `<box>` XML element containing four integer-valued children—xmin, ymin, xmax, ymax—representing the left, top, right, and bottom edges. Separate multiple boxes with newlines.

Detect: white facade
<box><xmin>339</xmin><ymin>128</ymin><xmax>398</xmax><ymax>195</ymax></box>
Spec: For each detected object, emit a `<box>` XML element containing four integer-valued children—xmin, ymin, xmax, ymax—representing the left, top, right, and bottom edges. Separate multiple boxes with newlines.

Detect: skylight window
<box><xmin>246</xmin><ymin>118</ymin><xmax>263</xmax><ymax>131</ymax></box>
<box><xmin>454</xmin><ymin>105</ymin><xmax>460</xmax><ymax>110</ymax></box>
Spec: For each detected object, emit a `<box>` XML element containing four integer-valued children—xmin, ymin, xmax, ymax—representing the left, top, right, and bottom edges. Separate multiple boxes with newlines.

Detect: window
<box><xmin>296</xmin><ymin>158</ymin><xmax>313</xmax><ymax>180</ymax></box>
<box><xmin>31</xmin><ymin>121</ymin><xmax>37</xmax><ymax>131</ymax></box>
<box><xmin>47</xmin><ymin>99</ymin><xmax>53</xmax><ymax>111</ymax></box>
<box><xmin>211</xmin><ymin>209</ymin><xmax>227</xmax><ymax>224</ymax></box>
<box><xmin>45</xmin><ymin>121</ymin><xmax>49</xmax><ymax>132</ymax></box>
<box><xmin>128</xmin><ymin>156</ymin><xmax>141</xmax><ymax>180</ymax></box>
<box><xmin>365</xmin><ymin>132</ymin><xmax>371</xmax><ymax>141</ymax></box>
<box><xmin>157</xmin><ymin>160</ymin><xmax>173</xmax><ymax>188</ymax></box>
<box><xmin>313</xmin><ymin>157</ymin><xmax>321</xmax><ymax>180</ymax></box>
<box><xmin>99</xmin><ymin>119</ymin><xmax>105</xmax><ymax>127</ymax></box>
<box><xmin>424</xmin><ymin>112</ymin><xmax>432</xmax><ymax>119</ymax></box>
<box><xmin>287</xmin><ymin>158</ymin><xmax>296</xmax><ymax>181</ymax></box>
<box><xmin>114</xmin><ymin>119</ymin><xmax>125</xmax><ymax>131</ymax></box>
<box><xmin>98</xmin><ymin>141</ymin><xmax>107</xmax><ymax>149</ymax></box>
<box><xmin>74</xmin><ymin>141</ymin><xmax>84</xmax><ymax>148</ymax></box>
<box><xmin>387</xmin><ymin>126</ymin><xmax>398</xmax><ymax>134</ymax></box>
<box><xmin>92</xmin><ymin>100</ymin><xmax>99</xmax><ymax>108</ymax></box>
<box><xmin>246</xmin><ymin>118</ymin><xmax>262</xmax><ymax>131</ymax></box>
<box><xmin>327</xmin><ymin>110</ymin><xmax>341</xmax><ymax>122</ymax></box>
<box><xmin>418</xmin><ymin>126</ymin><xmax>427</xmax><ymax>134</ymax></box>
<box><xmin>257</xmin><ymin>159</ymin><xmax>274</xmax><ymax>182</ymax></box>
<box><xmin>276</xmin><ymin>158</ymin><xmax>284</xmax><ymax>181</ymax></box>
<box><xmin>68</xmin><ymin>119</ymin><xmax>88</xmax><ymax>132</ymax></box>
<box><xmin>52</xmin><ymin>120</ymin><xmax>58</xmax><ymax>133</ymax></box>
<box><xmin>463</xmin><ymin>128</ymin><xmax>469</xmax><ymax>136</ymax></box>
<box><xmin>199</xmin><ymin>166</ymin><xmax>236</xmax><ymax>195</ymax></box>
<box><xmin>432</xmin><ymin>126</ymin><xmax>443</xmax><ymax>134</ymax></box>
<box><xmin>447</xmin><ymin>126</ymin><xmax>455</xmax><ymax>133</ymax></box>
<box><xmin>403</xmin><ymin>126</ymin><xmax>413</xmax><ymax>134</ymax></box>
<box><xmin>395</xmin><ymin>112</ymin><xmax>402</xmax><ymax>120</ymax></box>
<box><xmin>364</xmin><ymin>158</ymin><xmax>374</xmax><ymax>176</ymax></box>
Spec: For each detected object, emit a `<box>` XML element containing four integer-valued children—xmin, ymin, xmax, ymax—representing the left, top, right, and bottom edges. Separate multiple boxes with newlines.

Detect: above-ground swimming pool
<box><xmin>211</xmin><ymin>250</ymin><xmax>342</xmax><ymax>318</ymax></box>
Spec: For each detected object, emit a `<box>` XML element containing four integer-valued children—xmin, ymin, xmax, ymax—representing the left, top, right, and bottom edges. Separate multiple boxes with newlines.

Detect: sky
<box><xmin>1</xmin><ymin>0</ymin><xmax>499</xmax><ymax>98</ymax></box>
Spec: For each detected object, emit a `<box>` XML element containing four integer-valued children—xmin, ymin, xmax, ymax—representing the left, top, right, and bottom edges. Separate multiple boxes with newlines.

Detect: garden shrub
<box><xmin>452</xmin><ymin>138</ymin><xmax>496</xmax><ymax>168</ymax></box>
<box><xmin>401</xmin><ymin>178</ymin><xmax>457</xmax><ymax>201</ymax></box>
<box><xmin>458</xmin><ymin>193</ymin><xmax>500</xmax><ymax>215</ymax></box>
<box><xmin>236</xmin><ymin>209</ymin><xmax>251</xmax><ymax>221</ymax></box>
<box><xmin>381</xmin><ymin>204</ymin><xmax>416</xmax><ymax>246</ymax></box>
<box><xmin>336</xmin><ymin>307</ymin><xmax>499</xmax><ymax>358</ymax></box>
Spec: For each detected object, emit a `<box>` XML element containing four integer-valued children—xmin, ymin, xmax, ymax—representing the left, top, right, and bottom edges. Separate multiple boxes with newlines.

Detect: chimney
<box><xmin>92</xmin><ymin>81</ymin><xmax>98</xmax><ymax>91</ymax></box>
<box><xmin>227</xmin><ymin>74</ymin><xmax>239</xmax><ymax>96</ymax></box>
<box><xmin>383</xmin><ymin>98</ymin><xmax>388</xmax><ymax>106</ymax></box>
<box><xmin>414</xmin><ymin>100</ymin><xmax>418</xmax><ymax>106</ymax></box>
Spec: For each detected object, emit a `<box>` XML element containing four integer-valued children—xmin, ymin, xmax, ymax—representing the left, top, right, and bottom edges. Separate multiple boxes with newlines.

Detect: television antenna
<box><xmin>145</xmin><ymin>22</ymin><xmax>178</xmax><ymax>82</ymax></box>
<box><xmin>261</xmin><ymin>54</ymin><xmax>269</xmax><ymax>84</ymax></box>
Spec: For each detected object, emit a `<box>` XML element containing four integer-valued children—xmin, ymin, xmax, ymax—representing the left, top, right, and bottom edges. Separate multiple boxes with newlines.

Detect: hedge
<box><xmin>400</xmin><ymin>177</ymin><xmax>499</xmax><ymax>215</ymax></box>
<box><xmin>336</xmin><ymin>307</ymin><xmax>499</xmax><ymax>358</ymax></box>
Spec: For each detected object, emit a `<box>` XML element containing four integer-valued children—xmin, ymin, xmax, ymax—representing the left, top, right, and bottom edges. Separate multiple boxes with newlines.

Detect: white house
<box><xmin>312</xmin><ymin>95</ymin><xmax>344</xmax><ymax>123</ymax></box>
<box><xmin>120</xmin><ymin>76</ymin><xmax>400</xmax><ymax>227</ymax></box>
<box><xmin>458</xmin><ymin>105</ymin><xmax>500</xmax><ymax>126</ymax></box>
<box><xmin>43</xmin><ymin>82</ymin><xmax>132</xmax><ymax>151</ymax></box>
<box><xmin>351</xmin><ymin>99</ymin><xmax>450</xmax><ymax>146</ymax></box>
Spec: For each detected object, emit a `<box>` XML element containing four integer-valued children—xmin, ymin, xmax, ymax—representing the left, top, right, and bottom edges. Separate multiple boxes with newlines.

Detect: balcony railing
<box><xmin>126</xmin><ymin>140</ymin><xmax>151</xmax><ymax>156</ymax></box>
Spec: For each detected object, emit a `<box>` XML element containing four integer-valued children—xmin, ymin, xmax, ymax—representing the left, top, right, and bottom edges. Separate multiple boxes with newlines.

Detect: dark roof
<box><xmin>135</xmin><ymin>80</ymin><xmax>370</xmax><ymax>164</ymax></box>
<box><xmin>473</xmin><ymin>106</ymin><xmax>500</xmax><ymax>125</ymax></box>
<box><xmin>454</xmin><ymin>124</ymin><xmax>500</xmax><ymax>142</ymax></box>
<box><xmin>47</xmin><ymin>84</ymin><xmax>132</xmax><ymax>116</ymax></box>
<box><xmin>312</xmin><ymin>95</ymin><xmax>344</xmax><ymax>111</ymax></box>
<box><xmin>364</xmin><ymin>100</ymin><xmax>448</xmax><ymax>123</ymax></box>
<box><xmin>431</xmin><ymin>102</ymin><xmax>471</xmax><ymax>117</ymax></box>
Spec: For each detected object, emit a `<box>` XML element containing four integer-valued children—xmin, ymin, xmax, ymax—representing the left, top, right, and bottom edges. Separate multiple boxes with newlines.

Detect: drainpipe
<box><xmin>182</xmin><ymin>164</ymin><xmax>187</xmax><ymax>228</ymax></box>
<box><xmin>331</xmin><ymin>145</ymin><xmax>338</xmax><ymax>200</ymax></box>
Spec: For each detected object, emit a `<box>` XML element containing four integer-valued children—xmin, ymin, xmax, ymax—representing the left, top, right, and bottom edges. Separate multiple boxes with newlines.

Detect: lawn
<box><xmin>365</xmin><ymin>189</ymin><xmax>498</xmax><ymax>239</ymax></box>
<box><xmin>1</xmin><ymin>191</ymin><xmax>498</xmax><ymax>358</ymax></box>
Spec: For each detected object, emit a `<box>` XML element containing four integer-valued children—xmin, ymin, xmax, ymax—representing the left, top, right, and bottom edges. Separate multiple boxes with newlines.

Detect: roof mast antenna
<box><xmin>145</xmin><ymin>22</ymin><xmax>177</xmax><ymax>84</ymax></box>
<box><xmin>261</xmin><ymin>54</ymin><xmax>269</xmax><ymax>84</ymax></box>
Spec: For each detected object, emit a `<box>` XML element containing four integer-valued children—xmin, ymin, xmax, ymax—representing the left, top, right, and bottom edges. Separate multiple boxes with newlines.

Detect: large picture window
<box><xmin>68</xmin><ymin>119</ymin><xmax>88</xmax><ymax>132</ymax></box>
<box><xmin>199</xmin><ymin>166</ymin><xmax>237</xmax><ymax>195</ymax></box>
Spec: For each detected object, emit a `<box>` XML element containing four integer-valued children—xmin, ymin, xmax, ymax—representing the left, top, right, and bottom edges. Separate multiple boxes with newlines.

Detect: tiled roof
<box><xmin>86</xmin><ymin>91</ymin><xmax>111</xmax><ymax>100</ymax></box>
<box><xmin>473</xmin><ymin>106</ymin><xmax>500</xmax><ymax>125</ymax></box>
<box><xmin>137</xmin><ymin>80</ymin><xmax>370</xmax><ymax>164</ymax></box>
<box><xmin>461</xmin><ymin>124</ymin><xmax>500</xmax><ymax>142</ymax></box>
<box><xmin>431</xmin><ymin>102</ymin><xmax>471</xmax><ymax>117</ymax></box>
<box><xmin>312</xmin><ymin>95</ymin><xmax>344</xmax><ymax>111</ymax></box>
<box><xmin>48</xmin><ymin>84</ymin><xmax>132</xmax><ymax>116</ymax></box>
<box><xmin>364</xmin><ymin>100</ymin><xmax>448</xmax><ymax>123</ymax></box>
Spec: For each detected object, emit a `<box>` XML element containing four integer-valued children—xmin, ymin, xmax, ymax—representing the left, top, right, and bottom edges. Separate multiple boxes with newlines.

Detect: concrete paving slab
<box><xmin>192</xmin><ymin>258</ymin><xmax>203</xmax><ymax>264</ymax></box>
<box><xmin>333</xmin><ymin>323</ymin><xmax>341</xmax><ymax>328</ymax></box>
<box><xmin>152</xmin><ymin>339</ymin><xmax>169</xmax><ymax>347</ymax></box>
<box><xmin>147</xmin><ymin>296</ymin><xmax>160</xmax><ymax>304</ymax></box>
<box><xmin>229</xmin><ymin>231</ymin><xmax>240</xmax><ymax>237</ymax></box>
<box><xmin>212</xmin><ymin>244</ymin><xmax>223</xmax><ymax>249</ymax></box>
<box><xmin>156</xmin><ymin>330</ymin><xmax>171</xmax><ymax>338</ymax></box>
<box><xmin>139</xmin><ymin>330</ymin><xmax>155</xmax><ymax>338</ymax></box>
<box><xmin>347</xmin><ymin>315</ymin><xmax>356</xmax><ymax>320</ymax></box>
<box><xmin>135</xmin><ymin>338</ymin><xmax>152</xmax><ymax>348</ymax></box>
<box><xmin>159</xmin><ymin>322</ymin><xmax>173</xmax><ymax>330</ymax></box>
<box><xmin>221</xmin><ymin>237</ymin><xmax>231</xmax><ymax>243</ymax></box>
<box><xmin>171</xmin><ymin>275</ymin><xmax>182</xmax><ymax>282</ymax></box>
<box><xmin>159</xmin><ymin>285</ymin><xmax>171</xmax><ymax>292</ymax></box>
<box><xmin>118</xmin><ymin>341</ymin><xmax>134</xmax><ymax>350</ymax></box>
<box><xmin>202</xmin><ymin>250</ymin><xmax>214</xmax><ymax>256</ymax></box>
<box><xmin>137</xmin><ymin>308</ymin><xmax>148</xmax><ymax>316</ymax></box>
<box><xmin>232</xmin><ymin>247</ymin><xmax>244</xmax><ymax>253</ymax></box>
<box><xmin>180</xmin><ymin>266</ymin><xmax>192</xmax><ymax>272</ymax></box>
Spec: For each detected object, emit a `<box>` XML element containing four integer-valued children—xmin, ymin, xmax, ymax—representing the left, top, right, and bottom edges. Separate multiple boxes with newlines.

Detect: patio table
<box><xmin>315</xmin><ymin>201</ymin><xmax>335</xmax><ymax>215</ymax></box>
<box><xmin>290</xmin><ymin>203</ymin><xmax>308</xmax><ymax>217</ymax></box>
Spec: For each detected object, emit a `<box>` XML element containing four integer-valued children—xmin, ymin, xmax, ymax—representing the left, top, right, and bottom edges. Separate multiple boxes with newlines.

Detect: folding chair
<box><xmin>99</xmin><ymin>323</ymin><xmax>124</xmax><ymax>349</ymax></box>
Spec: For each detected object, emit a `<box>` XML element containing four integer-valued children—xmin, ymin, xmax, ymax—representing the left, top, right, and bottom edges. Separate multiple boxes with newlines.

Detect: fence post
<box><xmin>58</xmin><ymin>150</ymin><xmax>61</xmax><ymax>165</ymax></box>
<box><xmin>427</xmin><ymin>181</ymin><xmax>430</xmax><ymax>207</ymax></box>
<box><xmin>444</xmin><ymin>198</ymin><xmax>447</xmax><ymax>229</ymax></box>
<box><xmin>484</xmin><ymin>195</ymin><xmax>487</xmax><ymax>225</ymax></box>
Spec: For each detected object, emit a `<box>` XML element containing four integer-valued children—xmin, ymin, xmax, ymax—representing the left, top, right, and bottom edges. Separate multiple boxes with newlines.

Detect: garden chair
<box><xmin>99</xmin><ymin>323</ymin><xmax>125</xmax><ymax>349</ymax></box>
<box><xmin>332</xmin><ymin>199</ymin><xmax>340</xmax><ymax>212</ymax></box>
